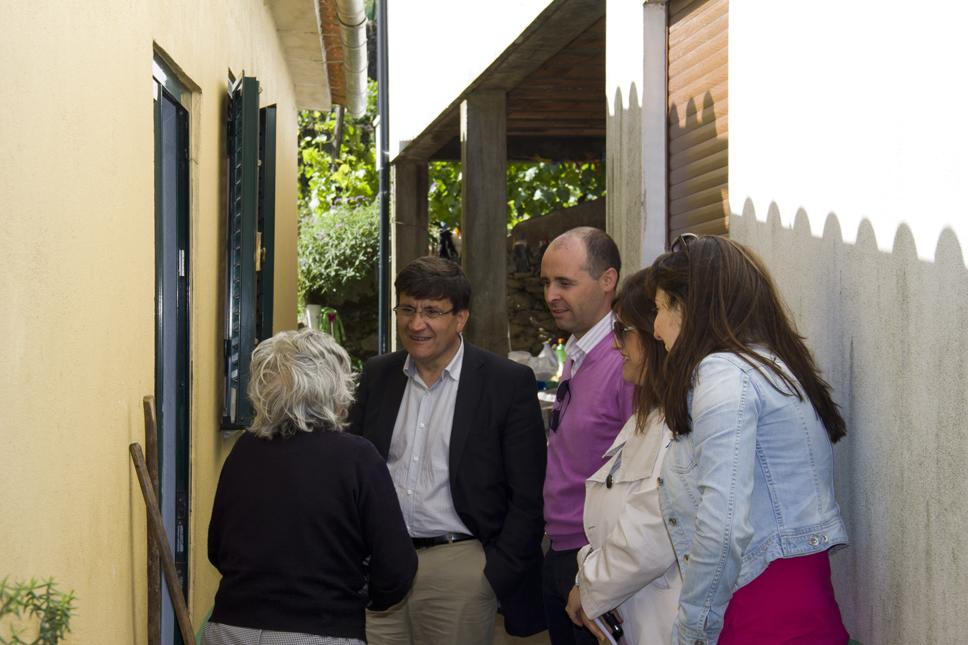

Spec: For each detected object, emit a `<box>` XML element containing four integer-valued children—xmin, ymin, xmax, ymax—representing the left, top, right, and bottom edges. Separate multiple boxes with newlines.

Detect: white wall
<box><xmin>387</xmin><ymin>0</ymin><xmax>551</xmax><ymax>159</ymax></box>
<box><xmin>729</xmin><ymin>2</ymin><xmax>968</xmax><ymax>642</ymax></box>
<box><xmin>730</xmin><ymin>1</ymin><xmax>968</xmax><ymax>262</ymax></box>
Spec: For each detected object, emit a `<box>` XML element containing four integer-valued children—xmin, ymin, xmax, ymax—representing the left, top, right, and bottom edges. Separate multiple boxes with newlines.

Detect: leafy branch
<box><xmin>298</xmin><ymin>199</ymin><xmax>379</xmax><ymax>306</ymax></box>
<box><xmin>0</xmin><ymin>578</ymin><xmax>75</xmax><ymax>645</ymax></box>
<box><xmin>428</xmin><ymin>159</ymin><xmax>605</xmax><ymax>230</ymax></box>
<box><xmin>298</xmin><ymin>81</ymin><xmax>378</xmax><ymax>213</ymax></box>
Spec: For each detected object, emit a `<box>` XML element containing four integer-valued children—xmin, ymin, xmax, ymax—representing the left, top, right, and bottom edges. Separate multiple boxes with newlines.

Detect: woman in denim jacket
<box><xmin>647</xmin><ymin>235</ymin><xmax>849</xmax><ymax>645</ymax></box>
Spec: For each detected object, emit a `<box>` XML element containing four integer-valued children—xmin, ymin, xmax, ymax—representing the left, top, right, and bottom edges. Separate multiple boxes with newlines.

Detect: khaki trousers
<box><xmin>366</xmin><ymin>539</ymin><xmax>497</xmax><ymax>645</ymax></box>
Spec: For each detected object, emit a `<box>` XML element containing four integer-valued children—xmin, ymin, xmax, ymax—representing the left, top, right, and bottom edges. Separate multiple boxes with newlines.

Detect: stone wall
<box><xmin>506</xmin><ymin>198</ymin><xmax>605</xmax><ymax>353</ymax></box>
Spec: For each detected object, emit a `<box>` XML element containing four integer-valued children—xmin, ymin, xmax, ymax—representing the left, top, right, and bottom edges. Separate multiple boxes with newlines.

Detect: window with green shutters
<box><xmin>222</xmin><ymin>74</ymin><xmax>277</xmax><ymax>430</ymax></box>
<box><xmin>257</xmin><ymin>105</ymin><xmax>277</xmax><ymax>342</ymax></box>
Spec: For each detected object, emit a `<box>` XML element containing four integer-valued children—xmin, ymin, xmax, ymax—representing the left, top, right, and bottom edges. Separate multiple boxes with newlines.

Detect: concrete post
<box><xmin>460</xmin><ymin>90</ymin><xmax>509</xmax><ymax>355</ymax></box>
<box><xmin>390</xmin><ymin>159</ymin><xmax>429</xmax><ymax>350</ymax></box>
<box><xmin>606</xmin><ymin>0</ymin><xmax>668</xmax><ymax>274</ymax></box>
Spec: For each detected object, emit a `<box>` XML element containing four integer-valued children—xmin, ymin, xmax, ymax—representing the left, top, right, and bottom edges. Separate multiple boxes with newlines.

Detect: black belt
<box><xmin>411</xmin><ymin>533</ymin><xmax>475</xmax><ymax>549</ymax></box>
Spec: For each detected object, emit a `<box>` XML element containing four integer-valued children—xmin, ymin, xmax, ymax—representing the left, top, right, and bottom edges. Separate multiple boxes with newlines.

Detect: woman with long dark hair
<box><xmin>564</xmin><ymin>267</ymin><xmax>681</xmax><ymax>644</ymax></box>
<box><xmin>648</xmin><ymin>235</ymin><xmax>849</xmax><ymax>645</ymax></box>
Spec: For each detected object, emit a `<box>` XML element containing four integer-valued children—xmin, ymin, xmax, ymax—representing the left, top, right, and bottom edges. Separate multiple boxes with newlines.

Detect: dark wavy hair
<box><xmin>646</xmin><ymin>235</ymin><xmax>846</xmax><ymax>443</ymax></box>
<box><xmin>613</xmin><ymin>267</ymin><xmax>667</xmax><ymax>433</ymax></box>
<box><xmin>394</xmin><ymin>256</ymin><xmax>471</xmax><ymax>311</ymax></box>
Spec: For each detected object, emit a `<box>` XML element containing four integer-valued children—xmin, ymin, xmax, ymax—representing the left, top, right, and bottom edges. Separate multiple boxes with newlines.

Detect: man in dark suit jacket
<box><xmin>348</xmin><ymin>256</ymin><xmax>546</xmax><ymax>645</ymax></box>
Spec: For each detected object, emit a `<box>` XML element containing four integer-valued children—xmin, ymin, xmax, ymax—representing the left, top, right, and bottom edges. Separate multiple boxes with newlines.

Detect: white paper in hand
<box><xmin>592</xmin><ymin>616</ymin><xmax>620</xmax><ymax>645</ymax></box>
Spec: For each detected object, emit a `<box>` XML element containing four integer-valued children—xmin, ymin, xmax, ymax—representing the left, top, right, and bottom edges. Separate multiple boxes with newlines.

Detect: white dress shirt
<box><xmin>387</xmin><ymin>340</ymin><xmax>471</xmax><ymax>538</ymax></box>
<box><xmin>564</xmin><ymin>311</ymin><xmax>615</xmax><ymax>376</ymax></box>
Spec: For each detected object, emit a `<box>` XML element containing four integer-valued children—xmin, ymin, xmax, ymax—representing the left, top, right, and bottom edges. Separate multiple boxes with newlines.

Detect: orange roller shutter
<box><xmin>668</xmin><ymin>0</ymin><xmax>728</xmax><ymax>241</ymax></box>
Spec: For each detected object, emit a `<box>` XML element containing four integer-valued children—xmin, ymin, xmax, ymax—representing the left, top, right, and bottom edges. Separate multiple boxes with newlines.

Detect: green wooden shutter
<box><xmin>222</xmin><ymin>75</ymin><xmax>260</xmax><ymax>429</ymax></box>
<box><xmin>257</xmin><ymin>105</ymin><xmax>277</xmax><ymax>342</ymax></box>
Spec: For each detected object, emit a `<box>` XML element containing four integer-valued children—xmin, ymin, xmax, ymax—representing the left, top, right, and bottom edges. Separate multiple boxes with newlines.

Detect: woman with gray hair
<box><xmin>204</xmin><ymin>328</ymin><xmax>417</xmax><ymax>645</ymax></box>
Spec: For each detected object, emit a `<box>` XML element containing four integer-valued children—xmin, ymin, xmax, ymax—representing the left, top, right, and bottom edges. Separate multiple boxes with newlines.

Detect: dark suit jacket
<box><xmin>347</xmin><ymin>342</ymin><xmax>546</xmax><ymax>612</ymax></box>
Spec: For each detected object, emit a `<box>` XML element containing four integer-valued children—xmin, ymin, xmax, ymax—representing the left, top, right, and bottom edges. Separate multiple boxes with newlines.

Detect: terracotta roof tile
<box><xmin>319</xmin><ymin>0</ymin><xmax>347</xmax><ymax>107</ymax></box>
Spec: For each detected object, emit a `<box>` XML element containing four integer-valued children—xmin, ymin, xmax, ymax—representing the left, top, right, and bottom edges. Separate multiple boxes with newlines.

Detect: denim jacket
<box><xmin>657</xmin><ymin>351</ymin><xmax>848</xmax><ymax>645</ymax></box>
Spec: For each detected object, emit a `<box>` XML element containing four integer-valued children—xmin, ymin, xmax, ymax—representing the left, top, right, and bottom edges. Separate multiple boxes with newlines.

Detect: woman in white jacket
<box><xmin>565</xmin><ymin>267</ymin><xmax>681</xmax><ymax>645</ymax></box>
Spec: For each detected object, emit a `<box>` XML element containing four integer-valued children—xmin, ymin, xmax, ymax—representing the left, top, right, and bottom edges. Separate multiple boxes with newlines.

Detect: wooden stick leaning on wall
<box><xmin>143</xmin><ymin>396</ymin><xmax>161</xmax><ymax>645</ymax></box>
<box><xmin>130</xmin><ymin>442</ymin><xmax>196</xmax><ymax>645</ymax></box>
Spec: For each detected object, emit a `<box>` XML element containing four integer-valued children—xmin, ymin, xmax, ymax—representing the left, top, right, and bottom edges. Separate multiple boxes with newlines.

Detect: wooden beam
<box><xmin>507</xmin><ymin>111</ymin><xmax>605</xmax><ymax>121</ymax></box>
<box><xmin>390</xmin><ymin>160</ymin><xmax>429</xmax><ymax>352</ymax></box>
<box><xmin>506</xmin><ymin>127</ymin><xmax>606</xmax><ymax>137</ymax></box>
<box><xmin>461</xmin><ymin>91</ymin><xmax>509</xmax><ymax>354</ymax></box>
<box><xmin>130</xmin><ymin>443</ymin><xmax>196</xmax><ymax>645</ymax></box>
<box><xmin>391</xmin><ymin>161</ymin><xmax>430</xmax><ymax>268</ymax></box>
<box><xmin>143</xmin><ymin>396</ymin><xmax>161</xmax><ymax>645</ymax></box>
<box><xmin>429</xmin><ymin>135</ymin><xmax>604</xmax><ymax>162</ymax></box>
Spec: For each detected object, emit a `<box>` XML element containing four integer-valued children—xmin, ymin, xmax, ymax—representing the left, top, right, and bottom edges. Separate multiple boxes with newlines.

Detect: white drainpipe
<box><xmin>334</xmin><ymin>0</ymin><xmax>368</xmax><ymax>118</ymax></box>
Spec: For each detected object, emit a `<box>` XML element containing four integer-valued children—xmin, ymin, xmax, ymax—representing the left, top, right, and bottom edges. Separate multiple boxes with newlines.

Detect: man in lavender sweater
<box><xmin>539</xmin><ymin>227</ymin><xmax>635</xmax><ymax>645</ymax></box>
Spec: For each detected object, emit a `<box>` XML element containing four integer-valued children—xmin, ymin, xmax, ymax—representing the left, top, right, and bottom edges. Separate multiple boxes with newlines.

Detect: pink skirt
<box><xmin>718</xmin><ymin>551</ymin><xmax>848</xmax><ymax>645</ymax></box>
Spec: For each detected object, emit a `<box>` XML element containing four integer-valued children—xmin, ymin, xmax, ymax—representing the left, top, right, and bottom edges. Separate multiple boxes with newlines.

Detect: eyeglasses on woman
<box><xmin>612</xmin><ymin>320</ymin><xmax>635</xmax><ymax>348</ymax></box>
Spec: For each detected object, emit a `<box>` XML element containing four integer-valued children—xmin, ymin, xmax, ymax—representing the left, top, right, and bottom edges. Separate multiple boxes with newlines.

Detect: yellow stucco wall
<box><xmin>0</xmin><ymin>1</ymin><xmax>302</xmax><ymax>642</ymax></box>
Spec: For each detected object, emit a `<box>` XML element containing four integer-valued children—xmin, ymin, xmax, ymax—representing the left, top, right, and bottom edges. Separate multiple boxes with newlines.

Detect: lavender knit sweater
<box><xmin>543</xmin><ymin>335</ymin><xmax>634</xmax><ymax>550</ymax></box>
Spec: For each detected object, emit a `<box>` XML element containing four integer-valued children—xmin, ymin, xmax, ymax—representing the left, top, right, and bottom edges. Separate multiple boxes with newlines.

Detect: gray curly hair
<box><xmin>246</xmin><ymin>328</ymin><xmax>356</xmax><ymax>438</ymax></box>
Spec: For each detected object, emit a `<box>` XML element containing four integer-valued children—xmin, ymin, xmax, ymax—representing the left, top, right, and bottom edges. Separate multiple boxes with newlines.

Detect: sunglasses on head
<box><xmin>670</xmin><ymin>232</ymin><xmax>698</xmax><ymax>253</ymax></box>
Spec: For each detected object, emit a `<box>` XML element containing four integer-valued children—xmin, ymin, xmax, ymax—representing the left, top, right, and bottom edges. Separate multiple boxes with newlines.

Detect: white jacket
<box><xmin>577</xmin><ymin>412</ymin><xmax>681</xmax><ymax>645</ymax></box>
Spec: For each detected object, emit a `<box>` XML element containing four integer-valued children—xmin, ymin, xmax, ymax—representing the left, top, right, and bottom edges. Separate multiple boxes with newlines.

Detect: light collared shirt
<box><xmin>564</xmin><ymin>311</ymin><xmax>615</xmax><ymax>376</ymax></box>
<box><xmin>387</xmin><ymin>339</ymin><xmax>471</xmax><ymax>538</ymax></box>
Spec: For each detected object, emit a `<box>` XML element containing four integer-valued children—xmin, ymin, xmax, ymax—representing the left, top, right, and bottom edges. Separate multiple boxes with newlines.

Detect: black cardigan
<box><xmin>207</xmin><ymin>428</ymin><xmax>417</xmax><ymax>640</ymax></box>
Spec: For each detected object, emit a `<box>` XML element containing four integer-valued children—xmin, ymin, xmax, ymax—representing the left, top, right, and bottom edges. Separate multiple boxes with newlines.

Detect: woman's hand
<box><xmin>565</xmin><ymin>585</ymin><xmax>612</xmax><ymax>644</ymax></box>
<box><xmin>565</xmin><ymin>585</ymin><xmax>584</xmax><ymax>627</ymax></box>
<box><xmin>580</xmin><ymin>612</ymin><xmax>609</xmax><ymax>644</ymax></box>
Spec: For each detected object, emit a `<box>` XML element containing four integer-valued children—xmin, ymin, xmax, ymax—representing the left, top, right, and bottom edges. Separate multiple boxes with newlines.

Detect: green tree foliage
<box><xmin>506</xmin><ymin>160</ymin><xmax>605</xmax><ymax>226</ymax></box>
<box><xmin>428</xmin><ymin>160</ymin><xmax>605</xmax><ymax>229</ymax></box>
<box><xmin>297</xmin><ymin>82</ymin><xmax>380</xmax><ymax>359</ymax></box>
<box><xmin>298</xmin><ymin>81</ymin><xmax>378</xmax><ymax>213</ymax></box>
<box><xmin>298</xmin><ymin>199</ymin><xmax>378</xmax><ymax>306</ymax></box>
<box><xmin>297</xmin><ymin>81</ymin><xmax>379</xmax><ymax>307</ymax></box>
